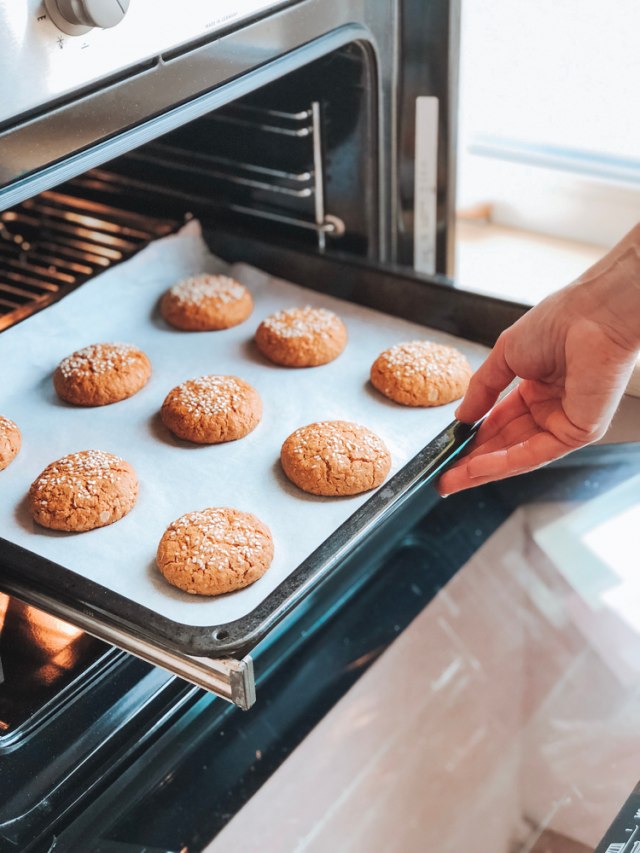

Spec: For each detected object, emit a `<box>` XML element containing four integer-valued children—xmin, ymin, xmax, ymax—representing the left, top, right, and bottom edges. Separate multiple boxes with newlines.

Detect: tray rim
<box><xmin>0</xmin><ymin>419</ymin><xmax>476</xmax><ymax>657</ymax></box>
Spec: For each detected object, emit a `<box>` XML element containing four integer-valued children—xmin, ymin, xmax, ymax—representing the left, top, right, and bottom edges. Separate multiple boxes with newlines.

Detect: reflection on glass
<box><xmin>0</xmin><ymin>594</ymin><xmax>105</xmax><ymax>736</ymax></box>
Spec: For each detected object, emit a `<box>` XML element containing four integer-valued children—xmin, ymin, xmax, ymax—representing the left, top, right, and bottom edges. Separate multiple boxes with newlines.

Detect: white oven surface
<box><xmin>0</xmin><ymin>1</ymin><xmax>288</xmax><ymax>124</ymax></box>
<box><xmin>0</xmin><ymin>223</ymin><xmax>489</xmax><ymax>628</ymax></box>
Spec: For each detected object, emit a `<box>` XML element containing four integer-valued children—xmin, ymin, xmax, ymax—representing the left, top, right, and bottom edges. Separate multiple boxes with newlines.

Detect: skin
<box><xmin>438</xmin><ymin>223</ymin><xmax>640</xmax><ymax>496</ymax></box>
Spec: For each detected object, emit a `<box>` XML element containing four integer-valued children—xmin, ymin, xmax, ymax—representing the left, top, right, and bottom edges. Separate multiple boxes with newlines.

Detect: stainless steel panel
<box><xmin>0</xmin><ymin>0</ymin><xmax>399</xmax><ymax>261</ymax></box>
<box><xmin>0</xmin><ymin>0</ymin><xmax>290</xmax><ymax>123</ymax></box>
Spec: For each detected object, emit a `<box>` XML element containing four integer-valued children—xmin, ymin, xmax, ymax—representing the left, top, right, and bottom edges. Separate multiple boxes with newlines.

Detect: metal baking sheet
<box><xmin>0</xmin><ymin>223</ymin><xmax>488</xmax><ymax>652</ymax></box>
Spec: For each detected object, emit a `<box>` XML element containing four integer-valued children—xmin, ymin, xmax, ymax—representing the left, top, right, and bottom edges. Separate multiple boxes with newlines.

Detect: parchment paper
<box><xmin>0</xmin><ymin>223</ymin><xmax>489</xmax><ymax>627</ymax></box>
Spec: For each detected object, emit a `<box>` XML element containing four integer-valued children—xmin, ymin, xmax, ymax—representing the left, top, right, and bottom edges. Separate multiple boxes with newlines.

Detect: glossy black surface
<box><xmin>0</xmin><ymin>649</ymin><xmax>192</xmax><ymax>852</ymax></box>
<box><xmin>0</xmin><ymin>596</ymin><xmax>108</xmax><ymax>737</ymax></box>
<box><xmin>106</xmin><ymin>42</ymin><xmax>379</xmax><ymax>259</ymax></box>
<box><xmin>47</xmin><ymin>446</ymin><xmax>640</xmax><ymax>852</ymax></box>
<box><xmin>595</xmin><ymin>782</ymin><xmax>640</xmax><ymax>852</ymax></box>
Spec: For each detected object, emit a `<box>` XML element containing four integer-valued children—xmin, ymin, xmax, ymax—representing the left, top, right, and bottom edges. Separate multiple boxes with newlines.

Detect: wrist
<box><xmin>574</xmin><ymin>226</ymin><xmax>640</xmax><ymax>352</ymax></box>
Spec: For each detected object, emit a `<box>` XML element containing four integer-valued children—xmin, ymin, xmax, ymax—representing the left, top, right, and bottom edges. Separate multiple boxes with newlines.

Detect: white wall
<box><xmin>457</xmin><ymin>0</ymin><xmax>640</xmax><ymax>247</ymax></box>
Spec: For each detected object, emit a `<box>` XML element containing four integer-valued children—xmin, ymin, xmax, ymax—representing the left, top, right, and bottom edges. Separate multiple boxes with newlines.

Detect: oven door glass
<box><xmin>47</xmin><ymin>440</ymin><xmax>640</xmax><ymax>853</ymax></box>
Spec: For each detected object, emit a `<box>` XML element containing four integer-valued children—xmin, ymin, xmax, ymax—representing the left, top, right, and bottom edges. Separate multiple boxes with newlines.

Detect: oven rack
<box><xmin>0</xmin><ymin>191</ymin><xmax>181</xmax><ymax>331</ymax></box>
<box><xmin>84</xmin><ymin>100</ymin><xmax>344</xmax><ymax>251</ymax></box>
<box><xmin>0</xmin><ymin>95</ymin><xmax>344</xmax><ymax>336</ymax></box>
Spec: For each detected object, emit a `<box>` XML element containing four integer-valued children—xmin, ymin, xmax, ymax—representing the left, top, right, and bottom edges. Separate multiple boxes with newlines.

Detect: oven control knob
<box><xmin>45</xmin><ymin>0</ymin><xmax>130</xmax><ymax>35</ymax></box>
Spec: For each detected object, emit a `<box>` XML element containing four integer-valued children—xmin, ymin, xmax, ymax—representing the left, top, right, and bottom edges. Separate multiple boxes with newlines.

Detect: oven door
<box><xmin>15</xmin><ymin>439</ymin><xmax>640</xmax><ymax>853</ymax></box>
<box><xmin>0</xmin><ymin>0</ymin><xmax>472</xmax><ymax>708</ymax></box>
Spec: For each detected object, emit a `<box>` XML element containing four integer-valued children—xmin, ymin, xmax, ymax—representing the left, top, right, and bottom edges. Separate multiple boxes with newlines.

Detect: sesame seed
<box><xmin>261</xmin><ymin>306</ymin><xmax>340</xmax><ymax>339</ymax></box>
<box><xmin>58</xmin><ymin>343</ymin><xmax>140</xmax><ymax>379</ymax></box>
<box><xmin>168</xmin><ymin>274</ymin><xmax>247</xmax><ymax>307</ymax></box>
<box><xmin>377</xmin><ymin>341</ymin><xmax>468</xmax><ymax>380</ymax></box>
<box><xmin>164</xmin><ymin>375</ymin><xmax>250</xmax><ymax>417</ymax></box>
<box><xmin>31</xmin><ymin>450</ymin><xmax>128</xmax><ymax>506</ymax></box>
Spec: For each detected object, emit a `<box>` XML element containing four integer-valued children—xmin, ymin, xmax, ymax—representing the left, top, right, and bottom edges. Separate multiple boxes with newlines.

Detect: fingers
<box><xmin>437</xmin><ymin>463</ymin><xmax>490</xmax><ymax>495</ymax></box>
<box><xmin>438</xmin><ymin>430</ymin><xmax>571</xmax><ymax>496</ymax></box>
<box><xmin>439</xmin><ymin>464</ymin><xmax>524</xmax><ymax>494</ymax></box>
<box><xmin>463</xmin><ymin>388</ymin><xmax>528</xmax><ymax>448</ymax></box>
<box><xmin>468</xmin><ymin>431</ymin><xmax>568</xmax><ymax>478</ymax></box>
<box><xmin>455</xmin><ymin>333</ymin><xmax>516</xmax><ymax>423</ymax></box>
<box><xmin>458</xmin><ymin>416</ymin><xmax>540</xmax><ymax>465</ymax></box>
<box><xmin>437</xmin><ymin>390</ymin><xmax>532</xmax><ymax>479</ymax></box>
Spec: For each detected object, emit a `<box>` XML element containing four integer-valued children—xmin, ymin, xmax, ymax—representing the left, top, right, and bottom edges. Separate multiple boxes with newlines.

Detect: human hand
<box><xmin>438</xmin><ymin>225</ymin><xmax>640</xmax><ymax>496</ymax></box>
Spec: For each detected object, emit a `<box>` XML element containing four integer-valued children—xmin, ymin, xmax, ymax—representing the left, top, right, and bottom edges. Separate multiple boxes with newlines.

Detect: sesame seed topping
<box><xmin>261</xmin><ymin>306</ymin><xmax>341</xmax><ymax>339</ymax></box>
<box><xmin>58</xmin><ymin>343</ymin><xmax>141</xmax><ymax>379</ymax></box>
<box><xmin>0</xmin><ymin>415</ymin><xmax>18</xmax><ymax>432</ymax></box>
<box><xmin>376</xmin><ymin>341</ymin><xmax>468</xmax><ymax>380</ymax></box>
<box><xmin>30</xmin><ymin>450</ymin><xmax>129</xmax><ymax>506</ymax></box>
<box><xmin>168</xmin><ymin>274</ymin><xmax>247</xmax><ymax>307</ymax></box>
<box><xmin>281</xmin><ymin>420</ymin><xmax>391</xmax><ymax>496</ymax></box>
<box><xmin>287</xmin><ymin>421</ymin><xmax>387</xmax><ymax>460</ymax></box>
<box><xmin>162</xmin><ymin>508</ymin><xmax>271</xmax><ymax>572</ymax></box>
<box><xmin>163</xmin><ymin>375</ymin><xmax>252</xmax><ymax>417</ymax></box>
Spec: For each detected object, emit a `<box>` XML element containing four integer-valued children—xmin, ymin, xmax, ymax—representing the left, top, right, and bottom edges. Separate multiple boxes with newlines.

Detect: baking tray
<box><xmin>0</xmin><ymin>223</ymin><xmax>488</xmax><ymax>656</ymax></box>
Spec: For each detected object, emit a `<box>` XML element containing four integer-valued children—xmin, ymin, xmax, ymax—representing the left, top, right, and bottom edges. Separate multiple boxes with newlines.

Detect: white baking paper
<box><xmin>0</xmin><ymin>223</ymin><xmax>488</xmax><ymax>627</ymax></box>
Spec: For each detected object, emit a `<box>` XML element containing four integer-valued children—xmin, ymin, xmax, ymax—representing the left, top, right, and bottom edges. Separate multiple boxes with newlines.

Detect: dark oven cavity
<box><xmin>0</xmin><ymin>43</ymin><xmax>377</xmax><ymax>332</ymax></box>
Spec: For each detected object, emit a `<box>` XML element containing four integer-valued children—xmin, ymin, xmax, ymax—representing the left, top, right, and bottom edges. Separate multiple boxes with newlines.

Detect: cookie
<box><xmin>156</xmin><ymin>507</ymin><xmax>274</xmax><ymax>596</ymax></box>
<box><xmin>160</xmin><ymin>274</ymin><xmax>253</xmax><ymax>331</ymax></box>
<box><xmin>281</xmin><ymin>420</ymin><xmax>391</xmax><ymax>496</ymax></box>
<box><xmin>28</xmin><ymin>450</ymin><xmax>138</xmax><ymax>532</ymax></box>
<box><xmin>255</xmin><ymin>306</ymin><xmax>347</xmax><ymax>367</ymax></box>
<box><xmin>161</xmin><ymin>375</ymin><xmax>262</xmax><ymax>444</ymax></box>
<box><xmin>370</xmin><ymin>341</ymin><xmax>472</xmax><ymax>407</ymax></box>
<box><xmin>0</xmin><ymin>416</ymin><xmax>21</xmax><ymax>471</ymax></box>
<box><xmin>54</xmin><ymin>342</ymin><xmax>151</xmax><ymax>407</ymax></box>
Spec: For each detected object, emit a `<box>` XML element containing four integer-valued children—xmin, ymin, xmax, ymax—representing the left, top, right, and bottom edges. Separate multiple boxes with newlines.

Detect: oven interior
<box><xmin>0</xmin><ymin>39</ymin><xmax>388</xmax><ymax>847</ymax></box>
<box><xmin>0</xmin><ymin>42</ymin><xmax>377</xmax><ymax>333</ymax></box>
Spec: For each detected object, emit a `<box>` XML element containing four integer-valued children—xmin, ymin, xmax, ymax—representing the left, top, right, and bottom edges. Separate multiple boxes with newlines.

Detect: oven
<box><xmin>2</xmin><ymin>2</ymin><xmax>639</xmax><ymax>851</ymax></box>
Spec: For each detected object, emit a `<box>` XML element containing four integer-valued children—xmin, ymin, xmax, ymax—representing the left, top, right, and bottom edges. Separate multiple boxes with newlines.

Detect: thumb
<box><xmin>456</xmin><ymin>333</ymin><xmax>515</xmax><ymax>423</ymax></box>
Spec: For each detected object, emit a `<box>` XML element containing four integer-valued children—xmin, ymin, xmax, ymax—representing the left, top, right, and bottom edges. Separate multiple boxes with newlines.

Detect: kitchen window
<box><xmin>456</xmin><ymin>0</ymin><xmax>640</xmax><ymax>302</ymax></box>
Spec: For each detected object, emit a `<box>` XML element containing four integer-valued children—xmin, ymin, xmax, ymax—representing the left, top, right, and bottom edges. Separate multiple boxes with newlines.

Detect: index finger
<box><xmin>456</xmin><ymin>333</ymin><xmax>515</xmax><ymax>423</ymax></box>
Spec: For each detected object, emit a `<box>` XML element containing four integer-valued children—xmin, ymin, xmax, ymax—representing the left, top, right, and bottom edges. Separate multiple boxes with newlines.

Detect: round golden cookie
<box><xmin>370</xmin><ymin>341</ymin><xmax>472</xmax><ymax>407</ymax></box>
<box><xmin>156</xmin><ymin>507</ymin><xmax>274</xmax><ymax>596</ymax></box>
<box><xmin>28</xmin><ymin>450</ymin><xmax>138</xmax><ymax>532</ymax></box>
<box><xmin>54</xmin><ymin>343</ymin><xmax>151</xmax><ymax>407</ymax></box>
<box><xmin>160</xmin><ymin>274</ymin><xmax>253</xmax><ymax>331</ymax></box>
<box><xmin>281</xmin><ymin>420</ymin><xmax>391</xmax><ymax>497</ymax></box>
<box><xmin>161</xmin><ymin>375</ymin><xmax>262</xmax><ymax>444</ymax></box>
<box><xmin>0</xmin><ymin>416</ymin><xmax>21</xmax><ymax>472</ymax></box>
<box><xmin>255</xmin><ymin>306</ymin><xmax>347</xmax><ymax>367</ymax></box>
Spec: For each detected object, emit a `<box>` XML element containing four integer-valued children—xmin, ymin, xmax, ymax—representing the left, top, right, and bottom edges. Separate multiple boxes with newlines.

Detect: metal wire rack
<box><xmin>0</xmin><ymin>100</ymin><xmax>344</xmax><ymax>332</ymax></box>
<box><xmin>0</xmin><ymin>191</ymin><xmax>180</xmax><ymax>331</ymax></box>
